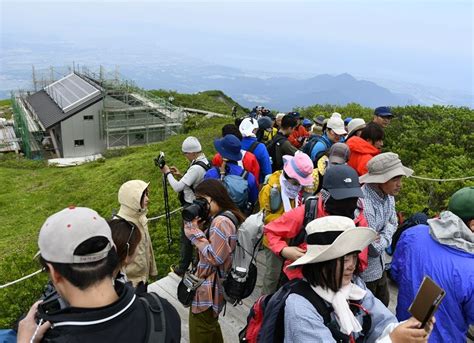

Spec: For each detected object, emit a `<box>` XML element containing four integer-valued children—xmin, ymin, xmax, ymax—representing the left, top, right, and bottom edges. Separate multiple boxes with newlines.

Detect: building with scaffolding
<box><xmin>11</xmin><ymin>67</ymin><xmax>184</xmax><ymax>159</ymax></box>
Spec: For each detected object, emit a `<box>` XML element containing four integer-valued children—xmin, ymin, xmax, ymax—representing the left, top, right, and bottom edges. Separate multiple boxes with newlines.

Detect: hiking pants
<box><xmin>365</xmin><ymin>271</ymin><xmax>390</xmax><ymax>307</ymax></box>
<box><xmin>262</xmin><ymin>247</ymin><xmax>283</xmax><ymax>295</ymax></box>
<box><xmin>189</xmin><ymin>308</ymin><xmax>223</xmax><ymax>343</ymax></box>
<box><xmin>179</xmin><ymin>219</ymin><xmax>194</xmax><ymax>271</ymax></box>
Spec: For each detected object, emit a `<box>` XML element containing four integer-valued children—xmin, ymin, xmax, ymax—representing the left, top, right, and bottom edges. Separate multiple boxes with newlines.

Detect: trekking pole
<box><xmin>162</xmin><ymin>172</ymin><xmax>173</xmax><ymax>249</ymax></box>
<box><xmin>155</xmin><ymin>152</ymin><xmax>173</xmax><ymax>249</ymax></box>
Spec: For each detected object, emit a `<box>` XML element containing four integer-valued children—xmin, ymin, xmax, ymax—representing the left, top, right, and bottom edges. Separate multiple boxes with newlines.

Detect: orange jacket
<box><xmin>346</xmin><ymin>136</ymin><xmax>381</xmax><ymax>176</ymax></box>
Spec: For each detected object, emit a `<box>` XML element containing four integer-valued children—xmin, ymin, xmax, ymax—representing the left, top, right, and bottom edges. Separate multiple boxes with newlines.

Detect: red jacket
<box><xmin>212</xmin><ymin>151</ymin><xmax>260</xmax><ymax>185</ymax></box>
<box><xmin>346</xmin><ymin>136</ymin><xmax>381</xmax><ymax>176</ymax></box>
<box><xmin>264</xmin><ymin>197</ymin><xmax>369</xmax><ymax>280</ymax></box>
<box><xmin>288</xmin><ymin>125</ymin><xmax>309</xmax><ymax>149</ymax></box>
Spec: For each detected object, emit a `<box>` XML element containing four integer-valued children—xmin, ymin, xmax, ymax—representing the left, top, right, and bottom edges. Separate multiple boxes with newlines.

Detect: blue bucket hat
<box><xmin>302</xmin><ymin>118</ymin><xmax>313</xmax><ymax>126</ymax></box>
<box><xmin>214</xmin><ymin>134</ymin><xmax>242</xmax><ymax>161</ymax></box>
<box><xmin>374</xmin><ymin>106</ymin><xmax>393</xmax><ymax>117</ymax></box>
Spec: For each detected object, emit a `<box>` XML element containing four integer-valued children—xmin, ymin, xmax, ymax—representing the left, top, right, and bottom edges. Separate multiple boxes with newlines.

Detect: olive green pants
<box><xmin>189</xmin><ymin>308</ymin><xmax>223</xmax><ymax>343</ymax></box>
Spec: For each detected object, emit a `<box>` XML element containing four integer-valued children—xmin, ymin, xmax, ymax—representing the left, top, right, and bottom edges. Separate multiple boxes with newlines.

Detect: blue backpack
<box><xmin>218</xmin><ymin>167</ymin><xmax>250</xmax><ymax>213</ymax></box>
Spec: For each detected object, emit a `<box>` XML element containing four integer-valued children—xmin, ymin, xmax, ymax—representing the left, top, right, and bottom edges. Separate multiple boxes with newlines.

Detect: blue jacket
<box><xmin>204</xmin><ymin>162</ymin><xmax>258</xmax><ymax>204</ymax></box>
<box><xmin>391</xmin><ymin>222</ymin><xmax>474</xmax><ymax>343</ymax></box>
<box><xmin>310</xmin><ymin>134</ymin><xmax>332</xmax><ymax>161</ymax></box>
<box><xmin>241</xmin><ymin>137</ymin><xmax>272</xmax><ymax>183</ymax></box>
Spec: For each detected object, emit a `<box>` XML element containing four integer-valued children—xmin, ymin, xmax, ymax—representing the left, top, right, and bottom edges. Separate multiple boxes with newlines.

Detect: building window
<box><xmin>83</xmin><ymin>115</ymin><xmax>94</xmax><ymax>120</ymax></box>
<box><xmin>74</xmin><ymin>139</ymin><xmax>84</xmax><ymax>147</ymax></box>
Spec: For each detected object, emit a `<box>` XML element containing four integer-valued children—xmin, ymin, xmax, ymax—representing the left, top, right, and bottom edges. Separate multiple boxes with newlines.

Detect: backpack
<box><xmin>219</xmin><ymin>211</ymin><xmax>265</xmax><ymax>306</ymax></box>
<box><xmin>240</xmin><ymin>279</ymin><xmax>371</xmax><ymax>343</ymax></box>
<box><xmin>387</xmin><ymin>209</ymin><xmax>429</xmax><ymax>256</ymax></box>
<box><xmin>288</xmin><ymin>195</ymin><xmax>319</xmax><ymax>247</ymax></box>
<box><xmin>218</xmin><ymin>167</ymin><xmax>250</xmax><ymax>213</ymax></box>
<box><xmin>138</xmin><ymin>292</ymin><xmax>168</xmax><ymax>343</ymax></box>
<box><xmin>178</xmin><ymin>160</ymin><xmax>212</xmax><ymax>205</ymax></box>
<box><xmin>302</xmin><ymin>136</ymin><xmax>329</xmax><ymax>167</ymax></box>
<box><xmin>266</xmin><ymin>134</ymin><xmax>288</xmax><ymax>172</ymax></box>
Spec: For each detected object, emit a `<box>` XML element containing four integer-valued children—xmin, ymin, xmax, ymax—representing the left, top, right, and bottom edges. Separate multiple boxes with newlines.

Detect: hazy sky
<box><xmin>1</xmin><ymin>0</ymin><xmax>473</xmax><ymax>92</ymax></box>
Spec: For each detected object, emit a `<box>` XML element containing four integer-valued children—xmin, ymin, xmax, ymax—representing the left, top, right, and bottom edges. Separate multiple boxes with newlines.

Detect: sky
<box><xmin>0</xmin><ymin>0</ymin><xmax>473</xmax><ymax>93</ymax></box>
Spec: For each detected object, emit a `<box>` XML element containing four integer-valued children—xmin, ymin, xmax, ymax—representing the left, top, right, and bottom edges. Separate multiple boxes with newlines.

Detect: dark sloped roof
<box><xmin>26</xmin><ymin>89</ymin><xmax>103</xmax><ymax>130</ymax></box>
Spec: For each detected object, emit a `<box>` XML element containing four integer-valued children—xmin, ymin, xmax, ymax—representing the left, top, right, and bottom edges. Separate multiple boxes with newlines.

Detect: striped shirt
<box><xmin>184</xmin><ymin>215</ymin><xmax>237</xmax><ymax>316</ymax></box>
<box><xmin>360</xmin><ymin>184</ymin><xmax>398</xmax><ymax>282</ymax></box>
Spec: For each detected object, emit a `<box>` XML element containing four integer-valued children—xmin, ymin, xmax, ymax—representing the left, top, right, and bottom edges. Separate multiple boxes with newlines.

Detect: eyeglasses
<box><xmin>125</xmin><ymin>222</ymin><xmax>136</xmax><ymax>257</ymax></box>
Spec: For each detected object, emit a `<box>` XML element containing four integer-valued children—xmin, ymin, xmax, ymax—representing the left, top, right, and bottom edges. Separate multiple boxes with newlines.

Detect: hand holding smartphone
<box><xmin>408</xmin><ymin>276</ymin><xmax>445</xmax><ymax>329</ymax></box>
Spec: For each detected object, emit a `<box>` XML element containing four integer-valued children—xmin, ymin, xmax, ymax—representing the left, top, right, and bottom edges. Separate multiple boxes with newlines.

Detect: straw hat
<box><xmin>289</xmin><ymin>216</ymin><xmax>376</xmax><ymax>268</ymax></box>
<box><xmin>359</xmin><ymin>152</ymin><xmax>413</xmax><ymax>184</ymax></box>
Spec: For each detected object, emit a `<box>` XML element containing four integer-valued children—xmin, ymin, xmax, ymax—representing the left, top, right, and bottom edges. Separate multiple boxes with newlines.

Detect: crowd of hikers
<box><xmin>7</xmin><ymin>106</ymin><xmax>473</xmax><ymax>343</ymax></box>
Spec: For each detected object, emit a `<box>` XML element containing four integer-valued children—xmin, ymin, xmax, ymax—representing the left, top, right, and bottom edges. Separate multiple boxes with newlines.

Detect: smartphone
<box><xmin>408</xmin><ymin>276</ymin><xmax>446</xmax><ymax>328</ymax></box>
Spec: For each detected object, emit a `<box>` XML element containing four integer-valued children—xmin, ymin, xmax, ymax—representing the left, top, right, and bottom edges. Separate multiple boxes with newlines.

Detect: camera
<box><xmin>36</xmin><ymin>281</ymin><xmax>69</xmax><ymax>319</ymax></box>
<box><xmin>182</xmin><ymin>198</ymin><xmax>210</xmax><ymax>222</ymax></box>
<box><xmin>154</xmin><ymin>151</ymin><xmax>166</xmax><ymax>168</ymax></box>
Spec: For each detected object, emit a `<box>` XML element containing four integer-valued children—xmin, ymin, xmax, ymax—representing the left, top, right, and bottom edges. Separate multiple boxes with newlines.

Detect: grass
<box><xmin>0</xmin><ymin>99</ymin><xmax>12</xmax><ymax>120</ymax></box>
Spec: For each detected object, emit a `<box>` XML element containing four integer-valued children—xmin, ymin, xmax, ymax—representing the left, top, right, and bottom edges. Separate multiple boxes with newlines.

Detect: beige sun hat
<box><xmin>359</xmin><ymin>152</ymin><xmax>414</xmax><ymax>184</ymax></box>
<box><xmin>288</xmin><ymin>216</ymin><xmax>376</xmax><ymax>268</ymax></box>
<box><xmin>326</xmin><ymin>112</ymin><xmax>347</xmax><ymax>135</ymax></box>
<box><xmin>347</xmin><ymin>118</ymin><xmax>366</xmax><ymax>137</ymax></box>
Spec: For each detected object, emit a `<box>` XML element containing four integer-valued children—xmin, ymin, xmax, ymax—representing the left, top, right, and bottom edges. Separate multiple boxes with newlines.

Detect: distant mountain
<box><xmin>1</xmin><ymin>45</ymin><xmax>471</xmax><ymax>109</ymax></box>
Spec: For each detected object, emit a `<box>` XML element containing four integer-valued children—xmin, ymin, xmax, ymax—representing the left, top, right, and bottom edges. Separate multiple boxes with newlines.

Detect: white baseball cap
<box><xmin>327</xmin><ymin>112</ymin><xmax>347</xmax><ymax>135</ymax></box>
<box><xmin>239</xmin><ymin>117</ymin><xmax>259</xmax><ymax>137</ymax></box>
<box><xmin>37</xmin><ymin>207</ymin><xmax>114</xmax><ymax>264</ymax></box>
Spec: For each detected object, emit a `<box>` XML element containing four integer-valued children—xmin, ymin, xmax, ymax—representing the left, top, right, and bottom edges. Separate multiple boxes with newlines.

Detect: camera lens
<box><xmin>182</xmin><ymin>204</ymin><xmax>201</xmax><ymax>222</ymax></box>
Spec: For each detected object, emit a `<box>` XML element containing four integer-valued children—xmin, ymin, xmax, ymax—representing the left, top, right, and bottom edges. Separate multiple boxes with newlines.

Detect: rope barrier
<box><xmin>411</xmin><ymin>175</ymin><xmax>474</xmax><ymax>182</ymax></box>
<box><xmin>148</xmin><ymin>207</ymin><xmax>183</xmax><ymax>221</ymax></box>
<box><xmin>0</xmin><ymin>269</ymin><xmax>43</xmax><ymax>289</ymax></box>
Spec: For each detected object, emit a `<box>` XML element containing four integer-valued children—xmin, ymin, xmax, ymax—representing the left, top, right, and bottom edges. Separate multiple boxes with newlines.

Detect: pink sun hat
<box><xmin>282</xmin><ymin>153</ymin><xmax>314</xmax><ymax>186</ymax></box>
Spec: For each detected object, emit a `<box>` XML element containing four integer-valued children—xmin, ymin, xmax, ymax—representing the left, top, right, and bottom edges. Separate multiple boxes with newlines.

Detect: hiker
<box><xmin>287</xmin><ymin>112</ymin><xmax>309</xmax><ymax>149</ymax></box>
<box><xmin>18</xmin><ymin>207</ymin><xmax>180</xmax><ymax>343</ymax></box>
<box><xmin>265</xmin><ymin>164</ymin><xmax>369</xmax><ymax>284</ymax></box>
<box><xmin>310</xmin><ymin>142</ymin><xmax>351</xmax><ymax>196</ymax></box>
<box><xmin>279</xmin><ymin>216</ymin><xmax>435</xmax><ymax>342</ymax></box>
<box><xmin>239</xmin><ymin>117</ymin><xmax>272</xmax><ymax>183</ymax></box>
<box><xmin>204</xmin><ymin>134</ymin><xmax>258</xmax><ymax>213</ymax></box>
<box><xmin>392</xmin><ymin>186</ymin><xmax>474</xmax><ymax>342</ymax></box>
<box><xmin>372</xmin><ymin>106</ymin><xmax>393</xmax><ymax>128</ymax></box>
<box><xmin>258</xmin><ymin>115</ymin><xmax>277</xmax><ymax>143</ymax></box>
<box><xmin>312</xmin><ymin>115</ymin><xmax>325</xmax><ymax>137</ymax></box>
<box><xmin>184</xmin><ymin>179</ymin><xmax>245</xmax><ymax>343</ymax></box>
<box><xmin>259</xmin><ymin>153</ymin><xmax>314</xmax><ymax>294</ymax></box>
<box><xmin>309</xmin><ymin>112</ymin><xmax>347</xmax><ymax>163</ymax></box>
<box><xmin>115</xmin><ymin>180</ymin><xmax>157</xmax><ymax>291</ymax></box>
<box><xmin>231</xmin><ymin>105</ymin><xmax>237</xmax><ymax>118</ymax></box>
<box><xmin>159</xmin><ymin>137</ymin><xmax>210</xmax><ymax>276</ymax></box>
<box><xmin>212</xmin><ymin>124</ymin><xmax>260</xmax><ymax>183</ymax></box>
<box><xmin>266</xmin><ymin>114</ymin><xmax>298</xmax><ymax>172</ymax></box>
<box><xmin>346</xmin><ymin>122</ymin><xmax>384</xmax><ymax>176</ymax></box>
<box><xmin>346</xmin><ymin>118</ymin><xmax>366</xmax><ymax>141</ymax></box>
<box><xmin>302</xmin><ymin>118</ymin><xmax>313</xmax><ymax>132</ymax></box>
<box><xmin>274</xmin><ymin>112</ymin><xmax>286</xmax><ymax>130</ymax></box>
<box><xmin>108</xmin><ymin>218</ymin><xmax>142</xmax><ymax>284</ymax></box>
<box><xmin>359</xmin><ymin>152</ymin><xmax>413</xmax><ymax>306</ymax></box>
<box><xmin>344</xmin><ymin>116</ymin><xmax>352</xmax><ymax>132</ymax></box>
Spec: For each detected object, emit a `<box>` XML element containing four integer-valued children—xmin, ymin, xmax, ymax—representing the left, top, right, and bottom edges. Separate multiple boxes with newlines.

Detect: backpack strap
<box><xmin>248</xmin><ymin>140</ymin><xmax>259</xmax><ymax>154</ymax></box>
<box><xmin>288</xmin><ymin>196</ymin><xmax>318</xmax><ymax>247</ymax></box>
<box><xmin>289</xmin><ymin>280</ymin><xmax>332</xmax><ymax>324</ymax></box>
<box><xmin>139</xmin><ymin>292</ymin><xmax>167</xmax><ymax>343</ymax></box>
<box><xmin>192</xmin><ymin>160</ymin><xmax>212</xmax><ymax>171</ymax></box>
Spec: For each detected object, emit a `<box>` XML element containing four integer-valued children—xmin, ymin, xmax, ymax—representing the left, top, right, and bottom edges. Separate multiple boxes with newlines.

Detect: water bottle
<box><xmin>270</xmin><ymin>184</ymin><xmax>281</xmax><ymax>212</ymax></box>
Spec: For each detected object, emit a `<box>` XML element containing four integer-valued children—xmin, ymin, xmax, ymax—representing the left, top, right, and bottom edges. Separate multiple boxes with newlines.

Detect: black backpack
<box><xmin>266</xmin><ymin>133</ymin><xmax>288</xmax><ymax>172</ymax></box>
<box><xmin>241</xmin><ymin>279</ymin><xmax>371</xmax><ymax>343</ymax></box>
<box><xmin>138</xmin><ymin>292</ymin><xmax>169</xmax><ymax>343</ymax></box>
<box><xmin>387</xmin><ymin>209</ymin><xmax>429</xmax><ymax>256</ymax></box>
<box><xmin>288</xmin><ymin>195</ymin><xmax>319</xmax><ymax>247</ymax></box>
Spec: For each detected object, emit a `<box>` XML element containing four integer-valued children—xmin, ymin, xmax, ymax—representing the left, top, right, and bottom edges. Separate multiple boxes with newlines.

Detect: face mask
<box><xmin>324</xmin><ymin>196</ymin><xmax>358</xmax><ymax>219</ymax></box>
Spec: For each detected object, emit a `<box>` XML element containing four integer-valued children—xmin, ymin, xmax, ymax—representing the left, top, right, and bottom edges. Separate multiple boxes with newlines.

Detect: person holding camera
<box><xmin>182</xmin><ymin>179</ymin><xmax>245</xmax><ymax>343</ymax></box>
<box><xmin>17</xmin><ymin>207</ymin><xmax>180</xmax><ymax>343</ymax></box>
<box><xmin>159</xmin><ymin>136</ymin><xmax>210</xmax><ymax>276</ymax></box>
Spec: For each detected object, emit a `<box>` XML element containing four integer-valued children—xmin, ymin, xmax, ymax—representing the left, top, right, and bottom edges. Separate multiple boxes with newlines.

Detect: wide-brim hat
<box><xmin>214</xmin><ymin>134</ymin><xmax>242</xmax><ymax>161</ymax></box>
<box><xmin>359</xmin><ymin>152</ymin><xmax>413</xmax><ymax>184</ymax></box>
<box><xmin>289</xmin><ymin>216</ymin><xmax>376</xmax><ymax>268</ymax></box>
